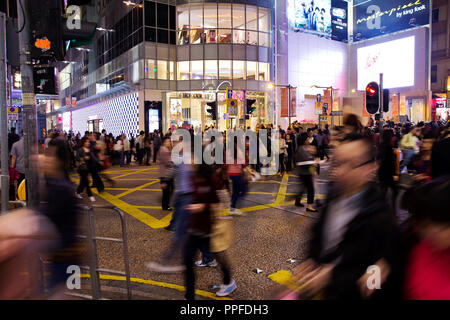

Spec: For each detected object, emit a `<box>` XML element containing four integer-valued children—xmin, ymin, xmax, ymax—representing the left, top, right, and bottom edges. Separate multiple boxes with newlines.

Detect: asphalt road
<box><xmin>69</xmin><ymin>161</ymin><xmax>332</xmax><ymax>300</ymax></box>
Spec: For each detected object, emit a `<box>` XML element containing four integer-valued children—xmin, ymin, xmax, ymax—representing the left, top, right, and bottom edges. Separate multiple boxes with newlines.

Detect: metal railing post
<box><xmin>114</xmin><ymin>207</ymin><xmax>132</xmax><ymax>300</ymax></box>
<box><xmin>85</xmin><ymin>206</ymin><xmax>101</xmax><ymax>300</ymax></box>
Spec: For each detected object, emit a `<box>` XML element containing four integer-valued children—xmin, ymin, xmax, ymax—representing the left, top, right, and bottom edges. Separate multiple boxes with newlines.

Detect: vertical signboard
<box><xmin>290</xmin><ymin>87</ymin><xmax>297</xmax><ymax>117</ymax></box>
<box><xmin>281</xmin><ymin>87</ymin><xmax>289</xmax><ymax>117</ymax></box>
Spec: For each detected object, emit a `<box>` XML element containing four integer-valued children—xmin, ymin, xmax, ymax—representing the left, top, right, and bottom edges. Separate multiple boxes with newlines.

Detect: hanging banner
<box><xmin>290</xmin><ymin>87</ymin><xmax>297</xmax><ymax>117</ymax></box>
<box><xmin>400</xmin><ymin>95</ymin><xmax>406</xmax><ymax>115</ymax></box>
<box><xmin>281</xmin><ymin>88</ymin><xmax>289</xmax><ymax>117</ymax></box>
<box><xmin>323</xmin><ymin>90</ymin><xmax>331</xmax><ymax>115</ymax></box>
<box><xmin>392</xmin><ymin>95</ymin><xmax>399</xmax><ymax>117</ymax></box>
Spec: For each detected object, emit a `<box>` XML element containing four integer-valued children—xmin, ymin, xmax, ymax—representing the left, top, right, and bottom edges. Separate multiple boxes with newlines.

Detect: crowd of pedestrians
<box><xmin>2</xmin><ymin>112</ymin><xmax>450</xmax><ymax>300</ymax></box>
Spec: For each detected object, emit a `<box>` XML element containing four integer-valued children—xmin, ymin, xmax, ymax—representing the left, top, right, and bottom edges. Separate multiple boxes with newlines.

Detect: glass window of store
<box><xmin>233</xmin><ymin>61</ymin><xmax>246</xmax><ymax>80</ymax></box>
<box><xmin>146</xmin><ymin>59</ymin><xmax>156</xmax><ymax>79</ymax></box>
<box><xmin>190</xmin><ymin>3</ymin><xmax>203</xmax><ymax>45</ymax></box>
<box><xmin>157</xmin><ymin>60</ymin><xmax>168</xmax><ymax>80</ymax></box>
<box><xmin>219</xmin><ymin>60</ymin><xmax>232</xmax><ymax>79</ymax></box>
<box><xmin>258</xmin><ymin>62</ymin><xmax>269</xmax><ymax>81</ymax></box>
<box><xmin>191</xmin><ymin>61</ymin><xmax>204</xmax><ymax>80</ymax></box>
<box><xmin>204</xmin><ymin>60</ymin><xmax>218</xmax><ymax>79</ymax></box>
<box><xmin>247</xmin><ymin>61</ymin><xmax>258</xmax><ymax>80</ymax></box>
<box><xmin>178</xmin><ymin>61</ymin><xmax>190</xmax><ymax>80</ymax></box>
<box><xmin>169</xmin><ymin>61</ymin><xmax>175</xmax><ymax>80</ymax></box>
<box><xmin>177</xmin><ymin>4</ymin><xmax>189</xmax><ymax>45</ymax></box>
<box><xmin>204</xmin><ymin>3</ymin><xmax>217</xmax><ymax>44</ymax></box>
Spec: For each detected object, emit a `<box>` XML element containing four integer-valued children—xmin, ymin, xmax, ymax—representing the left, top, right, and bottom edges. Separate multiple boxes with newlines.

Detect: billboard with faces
<box><xmin>287</xmin><ymin>0</ymin><xmax>348</xmax><ymax>42</ymax></box>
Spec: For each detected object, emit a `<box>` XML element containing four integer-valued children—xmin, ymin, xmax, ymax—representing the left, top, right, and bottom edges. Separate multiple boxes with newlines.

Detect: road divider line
<box><xmin>79</xmin><ymin>273</ymin><xmax>232</xmax><ymax>300</ymax></box>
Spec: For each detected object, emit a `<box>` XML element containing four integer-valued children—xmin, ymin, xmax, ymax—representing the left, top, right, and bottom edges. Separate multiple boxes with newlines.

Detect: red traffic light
<box><xmin>366</xmin><ymin>87</ymin><xmax>376</xmax><ymax>96</ymax></box>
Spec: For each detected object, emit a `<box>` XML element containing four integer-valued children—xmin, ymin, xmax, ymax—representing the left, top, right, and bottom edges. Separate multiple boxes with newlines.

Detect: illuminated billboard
<box><xmin>353</xmin><ymin>0</ymin><xmax>430</xmax><ymax>42</ymax></box>
<box><xmin>357</xmin><ymin>36</ymin><xmax>415</xmax><ymax>90</ymax></box>
<box><xmin>287</xmin><ymin>0</ymin><xmax>348</xmax><ymax>42</ymax></box>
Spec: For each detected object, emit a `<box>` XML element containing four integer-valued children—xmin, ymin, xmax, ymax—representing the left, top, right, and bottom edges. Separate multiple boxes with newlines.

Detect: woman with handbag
<box><xmin>183</xmin><ymin>163</ymin><xmax>221</xmax><ymax>300</ymax></box>
<box><xmin>75</xmin><ymin>137</ymin><xmax>95</xmax><ymax>202</ymax></box>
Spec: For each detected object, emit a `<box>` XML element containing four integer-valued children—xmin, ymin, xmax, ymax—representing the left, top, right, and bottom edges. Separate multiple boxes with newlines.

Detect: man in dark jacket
<box><xmin>294</xmin><ymin>135</ymin><xmax>404</xmax><ymax>300</ymax></box>
<box><xmin>153</xmin><ymin>130</ymin><xmax>162</xmax><ymax>163</ymax></box>
<box><xmin>8</xmin><ymin>127</ymin><xmax>20</xmax><ymax>153</ymax></box>
<box><xmin>431</xmin><ymin>129</ymin><xmax>450</xmax><ymax>179</ymax></box>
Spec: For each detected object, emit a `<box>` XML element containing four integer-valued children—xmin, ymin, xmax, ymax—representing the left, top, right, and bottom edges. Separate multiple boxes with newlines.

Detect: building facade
<box><xmin>56</xmin><ymin>0</ymin><xmax>274</xmax><ymax>137</ymax></box>
<box><xmin>431</xmin><ymin>0</ymin><xmax>450</xmax><ymax>121</ymax></box>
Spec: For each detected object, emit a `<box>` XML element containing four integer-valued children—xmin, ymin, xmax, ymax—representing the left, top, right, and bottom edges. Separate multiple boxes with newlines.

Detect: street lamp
<box><xmin>268</xmin><ymin>82</ymin><xmax>294</xmax><ymax>127</ymax></box>
<box><xmin>311</xmin><ymin>85</ymin><xmax>339</xmax><ymax>127</ymax></box>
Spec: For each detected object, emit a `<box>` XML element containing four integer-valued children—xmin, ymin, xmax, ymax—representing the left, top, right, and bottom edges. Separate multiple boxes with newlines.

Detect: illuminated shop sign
<box><xmin>353</xmin><ymin>0</ymin><xmax>430</xmax><ymax>42</ymax></box>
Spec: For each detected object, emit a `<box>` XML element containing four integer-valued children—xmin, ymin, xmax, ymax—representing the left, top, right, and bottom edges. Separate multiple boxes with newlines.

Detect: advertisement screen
<box><xmin>287</xmin><ymin>0</ymin><xmax>348</xmax><ymax>42</ymax></box>
<box><xmin>353</xmin><ymin>0</ymin><xmax>430</xmax><ymax>42</ymax></box>
<box><xmin>63</xmin><ymin>111</ymin><xmax>72</xmax><ymax>132</ymax></box>
<box><xmin>357</xmin><ymin>36</ymin><xmax>415</xmax><ymax>90</ymax></box>
<box><xmin>288</xmin><ymin>0</ymin><xmax>332</xmax><ymax>35</ymax></box>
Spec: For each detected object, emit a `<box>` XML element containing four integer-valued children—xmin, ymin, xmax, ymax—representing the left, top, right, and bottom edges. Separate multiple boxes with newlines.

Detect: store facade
<box><xmin>60</xmin><ymin>0</ymin><xmax>274</xmax><ymax>136</ymax></box>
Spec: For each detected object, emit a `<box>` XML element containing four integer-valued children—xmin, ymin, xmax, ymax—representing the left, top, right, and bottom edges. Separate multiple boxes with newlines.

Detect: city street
<box><xmin>70</xmin><ymin>162</ymin><xmax>331</xmax><ymax>300</ymax></box>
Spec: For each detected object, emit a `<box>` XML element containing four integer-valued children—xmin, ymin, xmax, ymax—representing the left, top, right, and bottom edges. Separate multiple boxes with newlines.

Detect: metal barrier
<box><xmin>76</xmin><ymin>204</ymin><xmax>132</xmax><ymax>300</ymax></box>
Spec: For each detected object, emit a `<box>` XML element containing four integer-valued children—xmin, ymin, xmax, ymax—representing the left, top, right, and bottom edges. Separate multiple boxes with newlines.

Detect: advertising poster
<box><xmin>357</xmin><ymin>36</ymin><xmax>415</xmax><ymax>90</ymax></box>
<box><xmin>287</xmin><ymin>0</ymin><xmax>348</xmax><ymax>42</ymax></box>
<box><xmin>281</xmin><ymin>88</ymin><xmax>289</xmax><ymax>117</ymax></box>
<box><xmin>392</xmin><ymin>95</ymin><xmax>399</xmax><ymax>117</ymax></box>
<box><xmin>353</xmin><ymin>0</ymin><xmax>430</xmax><ymax>42</ymax></box>
<box><xmin>290</xmin><ymin>87</ymin><xmax>297</xmax><ymax>117</ymax></box>
<box><xmin>331</xmin><ymin>0</ymin><xmax>348</xmax><ymax>42</ymax></box>
<box><xmin>400</xmin><ymin>95</ymin><xmax>406</xmax><ymax>115</ymax></box>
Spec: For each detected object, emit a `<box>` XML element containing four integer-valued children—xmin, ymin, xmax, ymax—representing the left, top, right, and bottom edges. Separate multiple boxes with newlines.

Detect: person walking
<box><xmin>294</xmin><ymin>132</ymin><xmax>317</xmax><ymax>212</ymax></box>
<box><xmin>293</xmin><ymin>136</ymin><xmax>403</xmax><ymax>300</ymax></box>
<box><xmin>136</xmin><ymin>131</ymin><xmax>145</xmax><ymax>165</ymax></box>
<box><xmin>153</xmin><ymin>130</ymin><xmax>162</xmax><ymax>163</ymax></box>
<box><xmin>144</xmin><ymin>132</ymin><xmax>153</xmax><ymax>166</ymax></box>
<box><xmin>122</xmin><ymin>133</ymin><xmax>131</xmax><ymax>165</ymax></box>
<box><xmin>183</xmin><ymin>163</ymin><xmax>221</xmax><ymax>300</ymax></box>
<box><xmin>399</xmin><ymin>127</ymin><xmax>420</xmax><ymax>173</ymax></box>
<box><xmin>226</xmin><ymin>140</ymin><xmax>247</xmax><ymax>216</ymax></box>
<box><xmin>159</xmin><ymin>137</ymin><xmax>174</xmax><ymax>211</ymax></box>
<box><xmin>75</xmin><ymin>137</ymin><xmax>95</xmax><ymax>202</ymax></box>
<box><xmin>9</xmin><ymin>134</ymin><xmax>25</xmax><ymax>201</ymax></box>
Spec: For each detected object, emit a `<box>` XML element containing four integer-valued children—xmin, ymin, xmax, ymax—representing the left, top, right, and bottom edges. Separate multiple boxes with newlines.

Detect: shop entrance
<box><xmin>88</xmin><ymin>119</ymin><xmax>103</xmax><ymax>133</ymax></box>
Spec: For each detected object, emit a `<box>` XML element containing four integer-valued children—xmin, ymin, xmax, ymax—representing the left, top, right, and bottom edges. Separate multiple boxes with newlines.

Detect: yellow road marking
<box><xmin>80</xmin><ymin>273</ymin><xmax>232</xmax><ymax>301</ymax></box>
<box><xmin>115</xmin><ymin>181</ymin><xmax>160</xmax><ymax>198</ymax></box>
<box><xmin>268</xmin><ymin>270</ymin><xmax>299</xmax><ymax>291</ymax></box>
<box><xmin>93</xmin><ymin>190</ymin><xmax>172</xmax><ymax>229</ymax></box>
<box><xmin>275</xmin><ymin>174</ymin><xmax>289</xmax><ymax>205</ymax></box>
<box><xmin>111</xmin><ymin>169</ymin><xmax>152</xmax><ymax>180</ymax></box>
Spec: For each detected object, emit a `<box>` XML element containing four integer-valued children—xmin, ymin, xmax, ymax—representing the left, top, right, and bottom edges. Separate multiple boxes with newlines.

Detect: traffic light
<box><xmin>206</xmin><ymin>101</ymin><xmax>217</xmax><ymax>120</ymax></box>
<box><xmin>28</xmin><ymin>0</ymin><xmax>97</xmax><ymax>61</ymax></box>
<box><xmin>365</xmin><ymin>82</ymin><xmax>379</xmax><ymax>115</ymax></box>
<box><xmin>246</xmin><ymin>99</ymin><xmax>256</xmax><ymax>114</ymax></box>
<box><xmin>383</xmin><ymin>89</ymin><xmax>389</xmax><ymax>113</ymax></box>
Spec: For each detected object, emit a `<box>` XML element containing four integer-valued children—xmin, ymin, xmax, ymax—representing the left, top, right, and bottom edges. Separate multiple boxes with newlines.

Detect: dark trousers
<box><xmin>161</xmin><ymin>177</ymin><xmax>174</xmax><ymax>210</ymax></box>
<box><xmin>145</xmin><ymin>147</ymin><xmax>152</xmax><ymax>165</ymax></box>
<box><xmin>230</xmin><ymin>175</ymin><xmax>247</xmax><ymax>209</ymax></box>
<box><xmin>279</xmin><ymin>153</ymin><xmax>286</xmax><ymax>174</ymax></box>
<box><xmin>153</xmin><ymin>147</ymin><xmax>160</xmax><ymax>163</ymax></box>
<box><xmin>214</xmin><ymin>251</ymin><xmax>232</xmax><ymax>285</ymax></box>
<box><xmin>184</xmin><ymin>234</ymin><xmax>211</xmax><ymax>300</ymax></box>
<box><xmin>91</xmin><ymin>168</ymin><xmax>105</xmax><ymax>193</ymax></box>
<box><xmin>297</xmin><ymin>174</ymin><xmax>315</xmax><ymax>204</ymax></box>
<box><xmin>77</xmin><ymin>170</ymin><xmax>93</xmax><ymax>197</ymax></box>
<box><xmin>137</xmin><ymin>148</ymin><xmax>145</xmax><ymax>164</ymax></box>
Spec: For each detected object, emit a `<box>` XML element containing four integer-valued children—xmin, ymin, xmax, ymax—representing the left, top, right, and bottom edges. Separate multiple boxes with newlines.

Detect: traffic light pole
<box><xmin>17</xmin><ymin>0</ymin><xmax>39</xmax><ymax>208</ymax></box>
<box><xmin>0</xmin><ymin>13</ymin><xmax>9</xmax><ymax>212</ymax></box>
<box><xmin>379</xmin><ymin>73</ymin><xmax>383</xmax><ymax>135</ymax></box>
